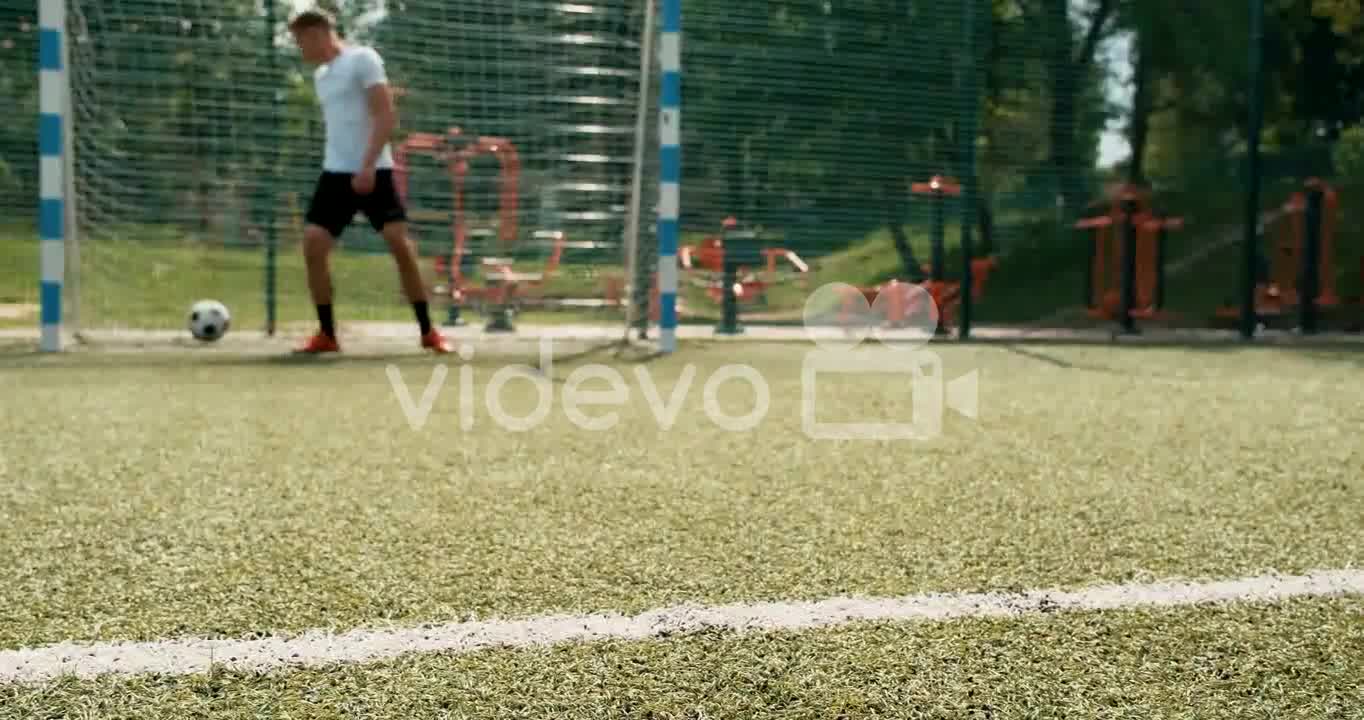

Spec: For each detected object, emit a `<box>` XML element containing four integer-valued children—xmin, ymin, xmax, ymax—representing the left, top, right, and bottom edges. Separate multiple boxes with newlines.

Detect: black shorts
<box><xmin>304</xmin><ymin>169</ymin><xmax>407</xmax><ymax>238</ymax></box>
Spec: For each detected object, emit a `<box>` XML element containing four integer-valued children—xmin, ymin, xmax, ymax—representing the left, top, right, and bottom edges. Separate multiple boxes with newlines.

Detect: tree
<box><xmin>1119</xmin><ymin>0</ymin><xmax>1364</xmax><ymax>190</ymax></box>
<box><xmin>1311</xmin><ymin>0</ymin><xmax>1361</xmax><ymax>33</ymax></box>
<box><xmin>1034</xmin><ymin>0</ymin><xmax>1116</xmax><ymax>211</ymax></box>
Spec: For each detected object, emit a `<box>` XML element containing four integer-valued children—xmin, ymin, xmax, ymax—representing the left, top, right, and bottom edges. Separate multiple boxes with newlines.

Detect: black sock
<box><xmin>317</xmin><ymin>304</ymin><xmax>335</xmax><ymax>338</ymax></box>
<box><xmin>413</xmin><ymin>301</ymin><xmax>432</xmax><ymax>335</ymax></box>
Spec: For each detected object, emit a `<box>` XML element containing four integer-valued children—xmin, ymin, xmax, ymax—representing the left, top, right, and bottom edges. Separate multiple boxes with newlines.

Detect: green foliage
<box><xmin>0</xmin><ymin>0</ymin><xmax>1129</xmax><ymax>251</ymax></box>
<box><xmin>3</xmin><ymin>0</ymin><xmax>1359</xmax><ymax>287</ymax></box>
<box><xmin>1332</xmin><ymin>125</ymin><xmax>1364</xmax><ymax>181</ymax></box>
<box><xmin>1312</xmin><ymin>0</ymin><xmax>1362</xmax><ymax>33</ymax></box>
<box><xmin>0</xmin><ymin>157</ymin><xmax>14</xmax><ymax>198</ymax></box>
<box><xmin>1117</xmin><ymin>0</ymin><xmax>1364</xmax><ymax>221</ymax></box>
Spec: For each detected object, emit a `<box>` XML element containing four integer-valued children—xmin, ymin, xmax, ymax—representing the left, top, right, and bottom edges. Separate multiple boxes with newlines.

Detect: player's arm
<box><xmin>359</xmin><ymin>50</ymin><xmax>396</xmax><ymax>172</ymax></box>
<box><xmin>362</xmin><ymin>83</ymin><xmax>396</xmax><ymax>171</ymax></box>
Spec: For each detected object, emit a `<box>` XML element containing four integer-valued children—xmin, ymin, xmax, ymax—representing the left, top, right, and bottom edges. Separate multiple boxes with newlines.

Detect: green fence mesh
<box><xmin>0</xmin><ymin>1</ymin><xmax>1361</xmax><ymax>337</ymax></box>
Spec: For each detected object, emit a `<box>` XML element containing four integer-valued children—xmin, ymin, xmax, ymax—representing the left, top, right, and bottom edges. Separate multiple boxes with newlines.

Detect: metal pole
<box><xmin>1299</xmin><ymin>185</ymin><xmax>1322</xmax><ymax>334</ymax></box>
<box><xmin>1083</xmin><ymin>223</ymin><xmax>1095</xmax><ymax>308</ymax></box>
<box><xmin>657</xmin><ymin>0</ymin><xmax>682</xmax><ymax>353</ymax></box>
<box><xmin>1155</xmin><ymin>221</ymin><xmax>1167</xmax><ymax>309</ymax></box>
<box><xmin>715</xmin><ymin>228</ymin><xmax>751</xmax><ymax>335</ymax></box>
<box><xmin>1240</xmin><ymin>0</ymin><xmax>1264</xmax><ymax>339</ymax></box>
<box><xmin>62</xmin><ymin>3</ymin><xmax>78</xmax><ymax>338</ymax></box>
<box><xmin>930</xmin><ymin>190</ymin><xmax>945</xmax><ymax>282</ymax></box>
<box><xmin>38</xmin><ymin>0</ymin><xmax>68</xmax><ymax>351</ymax></box>
<box><xmin>1119</xmin><ymin>197</ymin><xmax>1138</xmax><ymax>334</ymax></box>
<box><xmin>264</xmin><ymin>0</ymin><xmax>279</xmax><ymax>336</ymax></box>
<box><xmin>622</xmin><ymin>0</ymin><xmax>657</xmax><ymax>343</ymax></box>
<box><xmin>957</xmin><ymin>0</ymin><xmax>980</xmax><ymax>340</ymax></box>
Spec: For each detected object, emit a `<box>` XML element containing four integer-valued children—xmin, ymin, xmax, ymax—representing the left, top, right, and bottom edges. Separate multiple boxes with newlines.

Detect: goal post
<box><xmin>656</xmin><ymin>0</ymin><xmax>680</xmax><ymax>353</ymax></box>
<box><xmin>42</xmin><ymin>0</ymin><xmax>667</xmax><ymax>349</ymax></box>
<box><xmin>621</xmin><ymin>0</ymin><xmax>656</xmax><ymax>343</ymax></box>
<box><xmin>37</xmin><ymin>0</ymin><xmax>69</xmax><ymax>352</ymax></box>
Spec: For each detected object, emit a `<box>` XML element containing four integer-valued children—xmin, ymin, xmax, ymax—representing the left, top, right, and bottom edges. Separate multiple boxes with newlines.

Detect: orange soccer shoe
<box><xmin>294</xmin><ymin>332</ymin><xmax>341</xmax><ymax>354</ymax></box>
<box><xmin>421</xmin><ymin>329</ymin><xmax>455</xmax><ymax>354</ymax></box>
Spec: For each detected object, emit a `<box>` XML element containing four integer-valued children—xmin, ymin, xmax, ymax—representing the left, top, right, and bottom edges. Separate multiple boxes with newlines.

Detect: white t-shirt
<box><xmin>313</xmin><ymin>45</ymin><xmax>394</xmax><ymax>173</ymax></box>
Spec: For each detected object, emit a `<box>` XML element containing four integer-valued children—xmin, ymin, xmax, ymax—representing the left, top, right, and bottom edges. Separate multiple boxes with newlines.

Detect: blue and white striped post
<box><xmin>657</xmin><ymin>0</ymin><xmax>681</xmax><ymax>353</ymax></box>
<box><xmin>38</xmin><ymin>0</ymin><xmax>67</xmax><ymax>352</ymax></box>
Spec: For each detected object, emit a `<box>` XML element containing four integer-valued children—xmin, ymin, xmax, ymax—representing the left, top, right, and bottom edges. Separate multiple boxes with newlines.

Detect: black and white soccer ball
<box><xmin>188</xmin><ymin>299</ymin><xmax>231</xmax><ymax>342</ymax></box>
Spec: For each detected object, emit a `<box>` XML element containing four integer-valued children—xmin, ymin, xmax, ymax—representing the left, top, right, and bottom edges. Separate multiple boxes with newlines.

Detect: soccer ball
<box><xmin>188</xmin><ymin>299</ymin><xmax>231</xmax><ymax>342</ymax></box>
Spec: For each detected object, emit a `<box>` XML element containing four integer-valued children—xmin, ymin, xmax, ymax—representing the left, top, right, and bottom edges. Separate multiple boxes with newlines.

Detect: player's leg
<box><xmin>297</xmin><ymin>173</ymin><xmax>353</xmax><ymax>352</ymax></box>
<box><xmin>300</xmin><ymin>223</ymin><xmax>340</xmax><ymax>348</ymax></box>
<box><xmin>365</xmin><ymin>170</ymin><xmax>452</xmax><ymax>352</ymax></box>
<box><xmin>380</xmin><ymin>221</ymin><xmax>453</xmax><ymax>352</ymax></box>
<box><xmin>378</xmin><ymin>220</ymin><xmax>428</xmax><ymax>306</ymax></box>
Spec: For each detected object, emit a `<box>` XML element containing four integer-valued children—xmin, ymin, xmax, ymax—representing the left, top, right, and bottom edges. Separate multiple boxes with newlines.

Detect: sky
<box><xmin>1097</xmin><ymin>31</ymin><xmax>1135</xmax><ymax>168</ymax></box>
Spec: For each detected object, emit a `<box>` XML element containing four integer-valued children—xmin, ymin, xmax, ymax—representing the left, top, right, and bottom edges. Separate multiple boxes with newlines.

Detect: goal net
<box><xmin>53</xmin><ymin>0</ymin><xmax>657</xmax><ymax>341</ymax></box>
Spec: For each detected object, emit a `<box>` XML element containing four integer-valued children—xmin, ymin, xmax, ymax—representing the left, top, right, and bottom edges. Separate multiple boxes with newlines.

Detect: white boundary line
<box><xmin>2</xmin><ymin>569</ymin><xmax>1361</xmax><ymax>684</ymax></box>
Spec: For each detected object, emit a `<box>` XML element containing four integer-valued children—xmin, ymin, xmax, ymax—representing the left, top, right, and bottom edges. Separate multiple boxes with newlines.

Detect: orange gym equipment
<box><xmin>1216</xmin><ymin>178</ymin><xmax>1339</xmax><ymax>323</ymax></box>
<box><xmin>678</xmin><ymin>217</ymin><xmax>810</xmax><ymax>307</ymax></box>
<box><xmin>1075</xmin><ymin>184</ymin><xmax>1182</xmax><ymax>328</ymax></box>
<box><xmin>601</xmin><ymin>272</ymin><xmax>662</xmax><ymax>321</ymax></box>
<box><xmin>837</xmin><ymin>256</ymin><xmax>999</xmax><ymax>330</ymax></box>
<box><xmin>393</xmin><ymin>129</ymin><xmax>565</xmax><ymax>328</ymax></box>
<box><xmin>833</xmin><ymin>175</ymin><xmax>999</xmax><ymax>333</ymax></box>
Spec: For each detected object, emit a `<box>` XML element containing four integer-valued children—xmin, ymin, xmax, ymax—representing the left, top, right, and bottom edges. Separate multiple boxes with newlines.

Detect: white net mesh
<box><xmin>52</xmin><ymin>0</ymin><xmax>653</xmax><ymax>335</ymax></box>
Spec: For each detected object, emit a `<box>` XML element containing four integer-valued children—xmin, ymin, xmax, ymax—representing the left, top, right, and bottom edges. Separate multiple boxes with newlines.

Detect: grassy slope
<box><xmin>4</xmin><ymin>180</ymin><xmax>1362</xmax><ymax>331</ymax></box>
<box><xmin>803</xmin><ymin>183</ymin><xmax>1364</xmax><ymax>327</ymax></box>
<box><xmin>0</xmin><ymin>225</ymin><xmax>627</xmax><ymax>331</ymax></box>
<box><xmin>750</xmin><ymin>178</ymin><xmax>1364</xmax><ymax>327</ymax></box>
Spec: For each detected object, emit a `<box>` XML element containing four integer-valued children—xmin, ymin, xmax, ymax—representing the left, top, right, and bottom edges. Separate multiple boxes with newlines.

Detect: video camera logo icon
<box><xmin>799</xmin><ymin>282</ymin><xmax>979</xmax><ymax>441</ymax></box>
<box><xmin>947</xmin><ymin>370</ymin><xmax>979</xmax><ymax>420</ymax></box>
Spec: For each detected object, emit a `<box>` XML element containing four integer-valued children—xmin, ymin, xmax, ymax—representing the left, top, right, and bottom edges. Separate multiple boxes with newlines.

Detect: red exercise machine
<box><xmin>1075</xmin><ymin>184</ymin><xmax>1182</xmax><ymax>330</ymax></box>
<box><xmin>393</xmin><ymin>128</ymin><xmax>562</xmax><ymax>329</ymax></box>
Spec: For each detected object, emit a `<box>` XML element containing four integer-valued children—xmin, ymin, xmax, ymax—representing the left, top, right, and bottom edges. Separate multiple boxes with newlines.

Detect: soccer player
<box><xmin>287</xmin><ymin>9</ymin><xmax>452</xmax><ymax>354</ymax></box>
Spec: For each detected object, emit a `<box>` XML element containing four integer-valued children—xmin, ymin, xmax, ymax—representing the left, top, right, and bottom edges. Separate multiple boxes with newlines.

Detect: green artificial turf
<box><xmin>2</xmin><ymin>598</ymin><xmax>1361</xmax><ymax>719</ymax></box>
<box><xmin>0</xmin><ymin>342</ymin><xmax>1361</xmax><ymax>655</ymax></box>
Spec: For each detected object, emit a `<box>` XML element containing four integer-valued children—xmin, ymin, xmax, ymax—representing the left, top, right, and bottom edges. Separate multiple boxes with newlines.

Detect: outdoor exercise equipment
<box><xmin>1075</xmin><ymin>184</ymin><xmax>1183</xmax><ymax>333</ymax></box>
<box><xmin>912</xmin><ymin>175</ymin><xmax>959</xmax><ymax>285</ymax></box>
<box><xmin>837</xmin><ymin>256</ymin><xmax>999</xmax><ymax>331</ymax></box>
<box><xmin>679</xmin><ymin>218</ymin><xmax>810</xmax><ymax>303</ymax></box>
<box><xmin>912</xmin><ymin>175</ymin><xmax>967</xmax><ymax>334</ymax></box>
<box><xmin>395</xmin><ymin>128</ymin><xmax>568</xmax><ymax>331</ymax></box>
<box><xmin>602</xmin><ymin>272</ymin><xmax>662</xmax><ymax>321</ymax></box>
<box><xmin>678</xmin><ymin>217</ymin><xmax>810</xmax><ymax>334</ymax></box>
<box><xmin>834</xmin><ymin>176</ymin><xmax>998</xmax><ymax>334</ymax></box>
<box><xmin>1216</xmin><ymin>178</ymin><xmax>1338</xmax><ymax>331</ymax></box>
<box><xmin>1353</xmin><ymin>256</ymin><xmax>1364</xmax><ymax>332</ymax></box>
